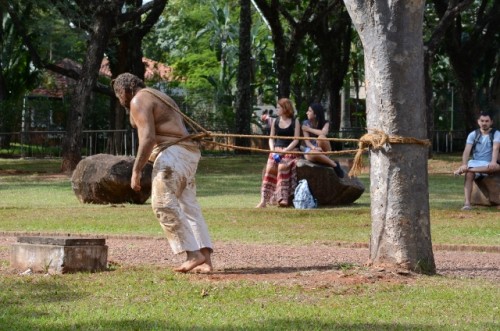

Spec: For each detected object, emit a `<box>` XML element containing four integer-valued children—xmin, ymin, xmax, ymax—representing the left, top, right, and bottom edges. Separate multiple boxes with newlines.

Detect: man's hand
<box><xmin>488</xmin><ymin>161</ymin><xmax>500</xmax><ymax>172</ymax></box>
<box><xmin>131</xmin><ymin>171</ymin><xmax>142</xmax><ymax>191</ymax></box>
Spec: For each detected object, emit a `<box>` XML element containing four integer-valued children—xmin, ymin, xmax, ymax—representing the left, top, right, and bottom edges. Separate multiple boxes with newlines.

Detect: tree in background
<box><xmin>252</xmin><ymin>0</ymin><xmax>318</xmax><ymax>99</ymax></box>
<box><xmin>0</xmin><ymin>4</ymin><xmax>40</xmax><ymax>148</ymax></box>
<box><xmin>196</xmin><ymin>1</ymin><xmax>239</xmax><ymax>130</ymax></box>
<box><xmin>343</xmin><ymin>0</ymin><xmax>435</xmax><ymax>273</ymax></box>
<box><xmin>234</xmin><ymin>0</ymin><xmax>252</xmax><ymax>152</ymax></box>
<box><xmin>302</xmin><ymin>1</ymin><xmax>352</xmax><ymax>129</ymax></box>
<box><xmin>59</xmin><ymin>0</ymin><xmax>125</xmax><ymax>172</ymax></box>
<box><xmin>106</xmin><ymin>0</ymin><xmax>167</xmax><ymax>154</ymax></box>
<box><xmin>436</xmin><ymin>0</ymin><xmax>500</xmax><ymax>132</ymax></box>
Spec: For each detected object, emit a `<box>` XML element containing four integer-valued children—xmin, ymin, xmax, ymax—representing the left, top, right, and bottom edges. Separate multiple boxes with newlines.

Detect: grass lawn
<box><xmin>0</xmin><ymin>155</ymin><xmax>499</xmax><ymax>330</ymax></box>
<box><xmin>0</xmin><ymin>155</ymin><xmax>498</xmax><ymax>246</ymax></box>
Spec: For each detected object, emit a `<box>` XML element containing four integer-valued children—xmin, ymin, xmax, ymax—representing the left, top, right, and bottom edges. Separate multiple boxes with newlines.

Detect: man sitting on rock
<box><xmin>454</xmin><ymin>111</ymin><xmax>500</xmax><ymax>210</ymax></box>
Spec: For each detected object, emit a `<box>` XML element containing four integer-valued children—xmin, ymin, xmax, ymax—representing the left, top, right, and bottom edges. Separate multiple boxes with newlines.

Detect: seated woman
<box><xmin>301</xmin><ymin>103</ymin><xmax>344</xmax><ymax>178</ymax></box>
<box><xmin>256</xmin><ymin>98</ymin><xmax>301</xmax><ymax>208</ymax></box>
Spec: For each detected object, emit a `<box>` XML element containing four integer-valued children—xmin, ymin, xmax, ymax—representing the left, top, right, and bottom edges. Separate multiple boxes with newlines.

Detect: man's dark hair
<box><xmin>111</xmin><ymin>73</ymin><xmax>146</xmax><ymax>93</ymax></box>
<box><xmin>478</xmin><ymin>111</ymin><xmax>493</xmax><ymax>120</ymax></box>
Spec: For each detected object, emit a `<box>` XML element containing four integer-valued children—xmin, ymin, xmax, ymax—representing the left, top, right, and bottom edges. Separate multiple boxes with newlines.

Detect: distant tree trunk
<box><xmin>235</xmin><ymin>0</ymin><xmax>252</xmax><ymax>154</ymax></box>
<box><xmin>436</xmin><ymin>0</ymin><xmax>500</xmax><ymax>132</ymax></box>
<box><xmin>61</xmin><ymin>1</ymin><xmax>123</xmax><ymax>172</ymax></box>
<box><xmin>491</xmin><ymin>60</ymin><xmax>500</xmax><ymax>126</ymax></box>
<box><xmin>0</xmin><ymin>63</ymin><xmax>9</xmax><ymax>149</ymax></box>
<box><xmin>424</xmin><ymin>0</ymin><xmax>473</xmax><ymax>156</ymax></box>
<box><xmin>108</xmin><ymin>0</ymin><xmax>167</xmax><ymax>155</ymax></box>
<box><xmin>252</xmin><ymin>0</ymin><xmax>314</xmax><ymax>98</ymax></box>
<box><xmin>343</xmin><ymin>0</ymin><xmax>435</xmax><ymax>273</ymax></box>
<box><xmin>310</xmin><ymin>7</ymin><xmax>352</xmax><ymax>130</ymax></box>
<box><xmin>448</xmin><ymin>53</ymin><xmax>478</xmax><ymax>133</ymax></box>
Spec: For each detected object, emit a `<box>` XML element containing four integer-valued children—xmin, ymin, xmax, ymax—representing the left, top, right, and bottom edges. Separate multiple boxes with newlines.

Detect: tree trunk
<box><xmin>61</xmin><ymin>1</ymin><xmax>123</xmax><ymax>172</ymax></box>
<box><xmin>490</xmin><ymin>59</ymin><xmax>500</xmax><ymax>126</ymax></box>
<box><xmin>109</xmin><ymin>0</ymin><xmax>167</xmax><ymax>155</ymax></box>
<box><xmin>235</xmin><ymin>0</ymin><xmax>252</xmax><ymax>153</ymax></box>
<box><xmin>343</xmin><ymin>0</ymin><xmax>435</xmax><ymax>273</ymax></box>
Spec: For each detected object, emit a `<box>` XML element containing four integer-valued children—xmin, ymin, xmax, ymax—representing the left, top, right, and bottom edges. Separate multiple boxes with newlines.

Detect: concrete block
<box><xmin>11</xmin><ymin>236</ymin><xmax>108</xmax><ymax>274</ymax></box>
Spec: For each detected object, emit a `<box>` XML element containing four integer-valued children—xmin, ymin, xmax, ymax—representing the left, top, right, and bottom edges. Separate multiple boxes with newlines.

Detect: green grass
<box><xmin>0</xmin><ymin>156</ymin><xmax>499</xmax><ymax>330</ymax></box>
<box><xmin>0</xmin><ymin>155</ymin><xmax>499</xmax><ymax>246</ymax></box>
<box><xmin>0</xmin><ymin>267</ymin><xmax>498</xmax><ymax>330</ymax></box>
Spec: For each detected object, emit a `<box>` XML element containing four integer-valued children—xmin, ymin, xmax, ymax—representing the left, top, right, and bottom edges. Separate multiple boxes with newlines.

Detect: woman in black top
<box><xmin>256</xmin><ymin>98</ymin><xmax>301</xmax><ymax>208</ymax></box>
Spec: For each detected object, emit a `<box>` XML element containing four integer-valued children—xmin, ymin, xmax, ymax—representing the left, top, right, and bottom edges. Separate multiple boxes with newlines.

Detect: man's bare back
<box><xmin>132</xmin><ymin>89</ymin><xmax>188</xmax><ymax>145</ymax></box>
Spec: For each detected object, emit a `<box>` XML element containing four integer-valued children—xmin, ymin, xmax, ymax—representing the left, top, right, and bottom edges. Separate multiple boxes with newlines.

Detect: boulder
<box><xmin>471</xmin><ymin>173</ymin><xmax>500</xmax><ymax>206</ymax></box>
<box><xmin>71</xmin><ymin>154</ymin><xmax>152</xmax><ymax>204</ymax></box>
<box><xmin>296</xmin><ymin>159</ymin><xmax>365</xmax><ymax>206</ymax></box>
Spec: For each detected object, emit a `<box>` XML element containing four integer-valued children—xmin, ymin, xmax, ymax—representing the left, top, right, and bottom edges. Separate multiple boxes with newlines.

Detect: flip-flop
<box><xmin>461</xmin><ymin>205</ymin><xmax>472</xmax><ymax>211</ymax></box>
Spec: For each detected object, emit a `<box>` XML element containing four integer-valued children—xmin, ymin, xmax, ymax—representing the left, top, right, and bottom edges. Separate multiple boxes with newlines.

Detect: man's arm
<box><xmin>458</xmin><ymin>144</ymin><xmax>473</xmax><ymax>173</ymax></box>
<box><xmin>490</xmin><ymin>142</ymin><xmax>499</xmax><ymax>167</ymax></box>
<box><xmin>130</xmin><ymin>97</ymin><xmax>156</xmax><ymax>191</ymax></box>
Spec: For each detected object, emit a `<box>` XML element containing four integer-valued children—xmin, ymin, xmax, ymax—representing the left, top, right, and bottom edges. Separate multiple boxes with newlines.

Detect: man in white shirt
<box><xmin>454</xmin><ymin>112</ymin><xmax>500</xmax><ymax>210</ymax></box>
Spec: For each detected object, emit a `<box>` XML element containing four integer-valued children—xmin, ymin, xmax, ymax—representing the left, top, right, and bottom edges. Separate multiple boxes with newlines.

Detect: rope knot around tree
<box><xmin>349</xmin><ymin>129</ymin><xmax>431</xmax><ymax>177</ymax></box>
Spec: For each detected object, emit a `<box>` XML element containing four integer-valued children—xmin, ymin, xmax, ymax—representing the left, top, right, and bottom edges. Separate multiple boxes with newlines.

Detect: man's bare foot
<box><xmin>256</xmin><ymin>201</ymin><xmax>266</xmax><ymax>208</ymax></box>
<box><xmin>192</xmin><ymin>263</ymin><xmax>213</xmax><ymax>273</ymax></box>
<box><xmin>173</xmin><ymin>250</ymin><xmax>205</xmax><ymax>273</ymax></box>
<box><xmin>192</xmin><ymin>248</ymin><xmax>213</xmax><ymax>273</ymax></box>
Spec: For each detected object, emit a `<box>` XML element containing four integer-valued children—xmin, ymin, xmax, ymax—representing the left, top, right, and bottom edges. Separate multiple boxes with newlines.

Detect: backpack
<box><xmin>472</xmin><ymin>128</ymin><xmax>497</xmax><ymax>153</ymax></box>
<box><xmin>293</xmin><ymin>179</ymin><xmax>317</xmax><ymax>209</ymax></box>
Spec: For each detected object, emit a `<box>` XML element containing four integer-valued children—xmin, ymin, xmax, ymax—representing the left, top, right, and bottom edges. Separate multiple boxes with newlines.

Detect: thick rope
<box><xmin>140</xmin><ymin>88</ymin><xmax>431</xmax><ymax>178</ymax></box>
<box><xmin>348</xmin><ymin>129</ymin><xmax>431</xmax><ymax>177</ymax></box>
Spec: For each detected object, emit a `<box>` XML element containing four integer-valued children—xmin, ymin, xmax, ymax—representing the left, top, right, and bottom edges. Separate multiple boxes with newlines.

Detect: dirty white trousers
<box><xmin>151</xmin><ymin>144</ymin><xmax>212</xmax><ymax>254</ymax></box>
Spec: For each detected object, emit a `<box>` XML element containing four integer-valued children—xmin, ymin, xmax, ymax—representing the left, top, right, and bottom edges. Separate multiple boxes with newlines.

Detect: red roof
<box><xmin>30</xmin><ymin>57</ymin><xmax>173</xmax><ymax>98</ymax></box>
<box><xmin>99</xmin><ymin>57</ymin><xmax>173</xmax><ymax>81</ymax></box>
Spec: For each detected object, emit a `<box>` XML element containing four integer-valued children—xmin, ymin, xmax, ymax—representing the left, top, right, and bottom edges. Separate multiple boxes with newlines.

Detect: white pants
<box><xmin>151</xmin><ymin>145</ymin><xmax>212</xmax><ymax>254</ymax></box>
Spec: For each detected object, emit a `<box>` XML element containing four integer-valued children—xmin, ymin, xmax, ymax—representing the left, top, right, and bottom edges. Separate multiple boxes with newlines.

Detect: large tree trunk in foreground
<box><xmin>343</xmin><ymin>0</ymin><xmax>435</xmax><ymax>273</ymax></box>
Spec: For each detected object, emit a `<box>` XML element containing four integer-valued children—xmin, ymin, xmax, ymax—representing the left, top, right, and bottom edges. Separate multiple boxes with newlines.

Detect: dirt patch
<box><xmin>1</xmin><ymin>236</ymin><xmax>498</xmax><ymax>286</ymax></box>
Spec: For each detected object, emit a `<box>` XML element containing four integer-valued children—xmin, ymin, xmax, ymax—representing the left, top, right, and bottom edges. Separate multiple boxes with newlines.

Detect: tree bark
<box><xmin>235</xmin><ymin>0</ymin><xmax>252</xmax><ymax>153</ymax></box>
<box><xmin>108</xmin><ymin>0</ymin><xmax>167</xmax><ymax>155</ymax></box>
<box><xmin>61</xmin><ymin>1</ymin><xmax>124</xmax><ymax>172</ymax></box>
<box><xmin>343</xmin><ymin>0</ymin><xmax>435</xmax><ymax>273</ymax></box>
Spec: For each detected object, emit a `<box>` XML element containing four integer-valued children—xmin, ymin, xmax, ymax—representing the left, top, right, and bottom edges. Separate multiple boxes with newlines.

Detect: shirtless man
<box><xmin>454</xmin><ymin>111</ymin><xmax>500</xmax><ymax>210</ymax></box>
<box><xmin>112</xmin><ymin>73</ymin><xmax>213</xmax><ymax>273</ymax></box>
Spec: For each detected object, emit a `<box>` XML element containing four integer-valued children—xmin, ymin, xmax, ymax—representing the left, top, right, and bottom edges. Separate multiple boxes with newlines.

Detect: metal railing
<box><xmin>0</xmin><ymin>130</ymin><xmax>135</xmax><ymax>158</ymax></box>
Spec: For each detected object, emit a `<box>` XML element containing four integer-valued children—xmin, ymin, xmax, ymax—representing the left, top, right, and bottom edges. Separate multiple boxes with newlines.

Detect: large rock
<box><xmin>296</xmin><ymin>159</ymin><xmax>365</xmax><ymax>206</ymax></box>
<box><xmin>71</xmin><ymin>154</ymin><xmax>152</xmax><ymax>204</ymax></box>
<box><xmin>471</xmin><ymin>173</ymin><xmax>500</xmax><ymax>206</ymax></box>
